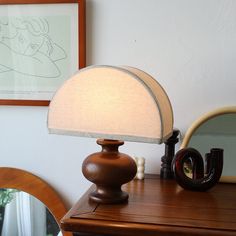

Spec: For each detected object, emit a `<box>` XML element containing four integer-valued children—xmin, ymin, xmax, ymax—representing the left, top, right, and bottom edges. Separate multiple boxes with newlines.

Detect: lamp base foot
<box><xmin>89</xmin><ymin>186</ymin><xmax>128</xmax><ymax>204</ymax></box>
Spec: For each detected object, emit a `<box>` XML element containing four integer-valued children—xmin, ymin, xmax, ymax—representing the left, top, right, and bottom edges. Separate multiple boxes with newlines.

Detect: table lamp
<box><xmin>48</xmin><ymin>65</ymin><xmax>173</xmax><ymax>204</ymax></box>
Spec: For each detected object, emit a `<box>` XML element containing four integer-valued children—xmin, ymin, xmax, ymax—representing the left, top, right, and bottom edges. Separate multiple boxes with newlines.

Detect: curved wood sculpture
<box><xmin>0</xmin><ymin>167</ymin><xmax>71</xmax><ymax>236</ymax></box>
<box><xmin>172</xmin><ymin>148</ymin><xmax>224</xmax><ymax>191</ymax></box>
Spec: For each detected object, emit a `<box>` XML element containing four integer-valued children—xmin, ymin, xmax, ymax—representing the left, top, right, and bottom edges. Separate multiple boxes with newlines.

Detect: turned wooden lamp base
<box><xmin>82</xmin><ymin>139</ymin><xmax>137</xmax><ymax>204</ymax></box>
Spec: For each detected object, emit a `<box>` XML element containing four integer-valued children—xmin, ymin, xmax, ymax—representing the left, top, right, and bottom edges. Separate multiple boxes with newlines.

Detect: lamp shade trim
<box><xmin>48</xmin><ymin>127</ymin><xmax>173</xmax><ymax>144</ymax></box>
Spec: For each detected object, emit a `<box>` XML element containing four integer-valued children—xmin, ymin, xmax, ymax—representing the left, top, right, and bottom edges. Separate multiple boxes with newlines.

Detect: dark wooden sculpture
<box><xmin>160</xmin><ymin>129</ymin><xmax>180</xmax><ymax>179</ymax></box>
<box><xmin>172</xmin><ymin>147</ymin><xmax>223</xmax><ymax>191</ymax></box>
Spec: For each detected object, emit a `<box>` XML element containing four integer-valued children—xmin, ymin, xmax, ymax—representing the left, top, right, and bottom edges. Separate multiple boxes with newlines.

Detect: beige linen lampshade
<box><xmin>48</xmin><ymin>65</ymin><xmax>173</xmax><ymax>143</ymax></box>
<box><xmin>48</xmin><ymin>65</ymin><xmax>173</xmax><ymax>204</ymax></box>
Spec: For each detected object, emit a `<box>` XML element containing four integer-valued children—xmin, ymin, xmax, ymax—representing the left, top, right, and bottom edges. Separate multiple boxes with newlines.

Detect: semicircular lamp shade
<box><xmin>48</xmin><ymin>65</ymin><xmax>173</xmax><ymax>204</ymax></box>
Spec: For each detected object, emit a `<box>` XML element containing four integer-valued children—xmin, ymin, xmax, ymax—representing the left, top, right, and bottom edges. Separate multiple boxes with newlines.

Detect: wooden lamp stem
<box><xmin>82</xmin><ymin>139</ymin><xmax>137</xmax><ymax>204</ymax></box>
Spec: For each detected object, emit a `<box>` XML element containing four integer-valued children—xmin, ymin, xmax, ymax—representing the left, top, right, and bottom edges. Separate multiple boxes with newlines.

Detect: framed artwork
<box><xmin>0</xmin><ymin>0</ymin><xmax>86</xmax><ymax>106</ymax></box>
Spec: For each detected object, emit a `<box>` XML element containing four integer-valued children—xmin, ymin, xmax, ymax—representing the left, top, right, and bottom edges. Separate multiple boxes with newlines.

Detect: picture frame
<box><xmin>0</xmin><ymin>0</ymin><xmax>86</xmax><ymax>106</ymax></box>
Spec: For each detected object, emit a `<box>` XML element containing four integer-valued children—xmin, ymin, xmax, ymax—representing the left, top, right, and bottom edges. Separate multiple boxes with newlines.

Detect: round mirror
<box><xmin>0</xmin><ymin>189</ymin><xmax>60</xmax><ymax>235</ymax></box>
<box><xmin>0</xmin><ymin>167</ymin><xmax>72</xmax><ymax>236</ymax></box>
<box><xmin>181</xmin><ymin>106</ymin><xmax>236</xmax><ymax>183</ymax></box>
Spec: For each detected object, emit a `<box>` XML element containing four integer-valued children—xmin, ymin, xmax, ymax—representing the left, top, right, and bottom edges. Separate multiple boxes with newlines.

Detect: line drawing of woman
<box><xmin>0</xmin><ymin>17</ymin><xmax>67</xmax><ymax>78</ymax></box>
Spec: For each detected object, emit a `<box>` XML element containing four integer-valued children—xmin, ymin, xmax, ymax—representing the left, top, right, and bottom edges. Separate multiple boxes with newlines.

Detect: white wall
<box><xmin>0</xmin><ymin>0</ymin><xmax>236</xmax><ymax>207</ymax></box>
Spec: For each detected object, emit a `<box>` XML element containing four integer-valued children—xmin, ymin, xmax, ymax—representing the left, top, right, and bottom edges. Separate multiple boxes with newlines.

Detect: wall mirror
<box><xmin>0</xmin><ymin>167</ymin><xmax>71</xmax><ymax>236</ymax></box>
<box><xmin>181</xmin><ymin>107</ymin><xmax>236</xmax><ymax>183</ymax></box>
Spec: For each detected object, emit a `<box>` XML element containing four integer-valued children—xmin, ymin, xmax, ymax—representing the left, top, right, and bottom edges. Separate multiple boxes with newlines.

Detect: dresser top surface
<box><xmin>61</xmin><ymin>175</ymin><xmax>236</xmax><ymax>236</ymax></box>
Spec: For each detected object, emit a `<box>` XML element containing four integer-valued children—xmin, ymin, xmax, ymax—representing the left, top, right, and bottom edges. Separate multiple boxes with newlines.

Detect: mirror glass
<box><xmin>0</xmin><ymin>188</ymin><xmax>60</xmax><ymax>236</ymax></box>
<box><xmin>186</xmin><ymin>113</ymin><xmax>236</xmax><ymax>180</ymax></box>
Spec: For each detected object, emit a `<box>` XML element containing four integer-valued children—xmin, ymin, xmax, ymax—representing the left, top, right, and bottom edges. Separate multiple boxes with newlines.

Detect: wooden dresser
<box><xmin>61</xmin><ymin>175</ymin><xmax>236</xmax><ymax>236</ymax></box>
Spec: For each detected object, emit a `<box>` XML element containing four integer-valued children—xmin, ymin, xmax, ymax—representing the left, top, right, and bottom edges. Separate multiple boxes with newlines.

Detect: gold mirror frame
<box><xmin>180</xmin><ymin>106</ymin><xmax>236</xmax><ymax>183</ymax></box>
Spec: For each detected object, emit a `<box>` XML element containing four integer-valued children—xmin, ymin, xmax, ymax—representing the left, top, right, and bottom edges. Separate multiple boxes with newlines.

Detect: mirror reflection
<box><xmin>183</xmin><ymin>158</ymin><xmax>194</xmax><ymax>178</ymax></box>
<box><xmin>187</xmin><ymin>113</ymin><xmax>236</xmax><ymax>179</ymax></box>
<box><xmin>0</xmin><ymin>188</ymin><xmax>60</xmax><ymax>236</ymax></box>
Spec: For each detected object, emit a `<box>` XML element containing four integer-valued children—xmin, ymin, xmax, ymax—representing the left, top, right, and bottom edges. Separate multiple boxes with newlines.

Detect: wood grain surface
<box><xmin>62</xmin><ymin>175</ymin><xmax>236</xmax><ymax>236</ymax></box>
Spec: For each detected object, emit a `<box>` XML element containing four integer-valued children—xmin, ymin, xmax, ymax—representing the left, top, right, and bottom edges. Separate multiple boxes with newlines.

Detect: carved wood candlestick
<box><xmin>160</xmin><ymin>129</ymin><xmax>180</xmax><ymax>179</ymax></box>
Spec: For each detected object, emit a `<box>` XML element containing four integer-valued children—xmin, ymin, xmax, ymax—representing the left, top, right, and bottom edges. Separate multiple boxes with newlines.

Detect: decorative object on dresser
<box><xmin>48</xmin><ymin>65</ymin><xmax>173</xmax><ymax>204</ymax></box>
<box><xmin>180</xmin><ymin>106</ymin><xmax>236</xmax><ymax>183</ymax></box>
<box><xmin>134</xmin><ymin>157</ymin><xmax>145</xmax><ymax>180</ymax></box>
<box><xmin>160</xmin><ymin>128</ymin><xmax>180</xmax><ymax>179</ymax></box>
<box><xmin>172</xmin><ymin>147</ymin><xmax>224</xmax><ymax>191</ymax></box>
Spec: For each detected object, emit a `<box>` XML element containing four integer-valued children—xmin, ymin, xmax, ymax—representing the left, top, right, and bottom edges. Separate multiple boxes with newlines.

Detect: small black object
<box><xmin>160</xmin><ymin>129</ymin><xmax>180</xmax><ymax>179</ymax></box>
<box><xmin>172</xmin><ymin>147</ymin><xmax>224</xmax><ymax>191</ymax></box>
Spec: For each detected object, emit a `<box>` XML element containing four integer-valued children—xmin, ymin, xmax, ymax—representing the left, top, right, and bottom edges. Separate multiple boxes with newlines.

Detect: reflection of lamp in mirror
<box><xmin>47</xmin><ymin>65</ymin><xmax>173</xmax><ymax>204</ymax></box>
